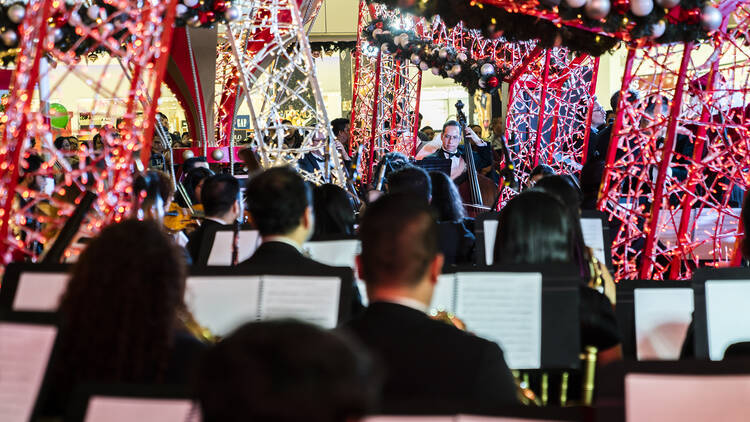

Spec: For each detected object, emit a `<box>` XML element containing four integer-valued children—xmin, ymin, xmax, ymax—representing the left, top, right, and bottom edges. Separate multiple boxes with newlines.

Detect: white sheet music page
<box><xmin>483</xmin><ymin>220</ymin><xmax>499</xmax><ymax>266</ymax></box>
<box><xmin>207</xmin><ymin>230</ymin><xmax>260</xmax><ymax>266</ymax></box>
<box><xmin>362</xmin><ymin>417</ymin><xmax>453</xmax><ymax>422</ymax></box>
<box><xmin>626</xmin><ymin>373</ymin><xmax>750</xmax><ymax>422</ymax></box>
<box><xmin>185</xmin><ymin>276</ymin><xmax>261</xmax><ymax>337</ymax></box>
<box><xmin>260</xmin><ymin>276</ymin><xmax>341</xmax><ymax>329</ymax></box>
<box><xmin>580</xmin><ymin>218</ymin><xmax>606</xmax><ymax>264</ymax></box>
<box><xmin>84</xmin><ymin>397</ymin><xmax>194</xmax><ymax>422</ymax></box>
<box><xmin>0</xmin><ymin>322</ymin><xmax>57</xmax><ymax>422</ymax></box>
<box><xmin>13</xmin><ymin>272</ymin><xmax>69</xmax><ymax>312</ymax></box>
<box><xmin>458</xmin><ymin>415</ymin><xmax>563</xmax><ymax>422</ymax></box>
<box><xmin>705</xmin><ymin>280</ymin><xmax>750</xmax><ymax>360</ymax></box>
<box><xmin>634</xmin><ymin>288</ymin><xmax>693</xmax><ymax>360</ymax></box>
<box><xmin>429</xmin><ymin>274</ymin><xmax>457</xmax><ymax>314</ymax></box>
<box><xmin>303</xmin><ymin>240</ymin><xmax>360</xmax><ymax>269</ymax></box>
<box><xmin>454</xmin><ymin>272</ymin><xmax>542</xmax><ymax>369</ymax></box>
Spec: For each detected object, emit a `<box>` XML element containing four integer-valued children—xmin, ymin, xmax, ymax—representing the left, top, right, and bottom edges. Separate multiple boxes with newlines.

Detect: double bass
<box><xmin>454</xmin><ymin>101</ymin><xmax>498</xmax><ymax>216</ymax></box>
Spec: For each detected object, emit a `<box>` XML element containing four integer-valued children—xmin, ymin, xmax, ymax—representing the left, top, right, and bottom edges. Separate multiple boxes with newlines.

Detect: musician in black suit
<box><xmin>424</xmin><ymin>120</ymin><xmax>492</xmax><ymax>181</ymax></box>
<box><xmin>238</xmin><ymin>166</ymin><xmax>364</xmax><ymax>318</ymax></box>
<box><xmin>186</xmin><ymin>174</ymin><xmax>242</xmax><ymax>264</ymax></box>
<box><xmin>343</xmin><ymin>195</ymin><xmax>518</xmax><ymax>412</ymax></box>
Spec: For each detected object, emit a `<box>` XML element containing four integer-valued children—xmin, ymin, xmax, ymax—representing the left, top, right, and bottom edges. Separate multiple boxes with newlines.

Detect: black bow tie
<box><xmin>443</xmin><ymin>150</ymin><xmax>461</xmax><ymax>158</ymax></box>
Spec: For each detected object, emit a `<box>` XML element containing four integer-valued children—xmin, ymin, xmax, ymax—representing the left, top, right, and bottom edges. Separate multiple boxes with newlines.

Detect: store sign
<box><xmin>232</xmin><ymin>130</ymin><xmax>247</xmax><ymax>144</ymax></box>
<box><xmin>234</xmin><ymin>115</ymin><xmax>250</xmax><ymax>130</ymax></box>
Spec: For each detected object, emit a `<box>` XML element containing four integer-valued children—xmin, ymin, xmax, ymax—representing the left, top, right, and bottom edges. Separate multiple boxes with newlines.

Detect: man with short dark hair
<box><xmin>343</xmin><ymin>195</ymin><xmax>518</xmax><ymax>411</ymax></box>
<box><xmin>386</xmin><ymin>165</ymin><xmax>432</xmax><ymax>203</ymax></box>
<box><xmin>425</xmin><ymin>120</ymin><xmax>492</xmax><ymax>180</ymax></box>
<box><xmin>239</xmin><ymin>167</ymin><xmax>363</xmax><ymax>316</ymax></box>
<box><xmin>185</xmin><ymin>173</ymin><xmax>241</xmax><ymax>263</ymax></box>
<box><xmin>182</xmin><ymin>156</ymin><xmax>209</xmax><ymax>175</ymax></box>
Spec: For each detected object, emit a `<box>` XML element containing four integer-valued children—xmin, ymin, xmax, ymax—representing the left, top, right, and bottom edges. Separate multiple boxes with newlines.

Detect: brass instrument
<box><xmin>179</xmin><ymin>308</ymin><xmax>217</xmax><ymax>344</ymax></box>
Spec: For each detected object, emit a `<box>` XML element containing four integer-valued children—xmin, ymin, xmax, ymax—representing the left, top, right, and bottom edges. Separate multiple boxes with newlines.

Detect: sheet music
<box><xmin>634</xmin><ymin>288</ymin><xmax>693</xmax><ymax>360</ymax></box>
<box><xmin>580</xmin><ymin>218</ymin><xmax>606</xmax><ymax>264</ymax></box>
<box><xmin>12</xmin><ymin>272</ymin><xmax>69</xmax><ymax>312</ymax></box>
<box><xmin>705</xmin><ymin>280</ymin><xmax>750</xmax><ymax>360</ymax></box>
<box><xmin>483</xmin><ymin>219</ymin><xmax>499</xmax><ymax>266</ymax></box>
<box><xmin>303</xmin><ymin>240</ymin><xmax>360</xmax><ymax>269</ymax></box>
<box><xmin>626</xmin><ymin>373</ymin><xmax>750</xmax><ymax>422</ymax></box>
<box><xmin>207</xmin><ymin>230</ymin><xmax>260</xmax><ymax>266</ymax></box>
<box><xmin>84</xmin><ymin>397</ymin><xmax>194</xmax><ymax>422</ymax></box>
<box><xmin>458</xmin><ymin>416</ymin><xmax>564</xmax><ymax>422</ymax></box>
<box><xmin>260</xmin><ymin>276</ymin><xmax>341</xmax><ymax>329</ymax></box>
<box><xmin>454</xmin><ymin>272</ymin><xmax>542</xmax><ymax>369</ymax></box>
<box><xmin>185</xmin><ymin>276</ymin><xmax>261</xmax><ymax>336</ymax></box>
<box><xmin>0</xmin><ymin>322</ymin><xmax>57</xmax><ymax>422</ymax></box>
<box><xmin>429</xmin><ymin>274</ymin><xmax>457</xmax><ymax>313</ymax></box>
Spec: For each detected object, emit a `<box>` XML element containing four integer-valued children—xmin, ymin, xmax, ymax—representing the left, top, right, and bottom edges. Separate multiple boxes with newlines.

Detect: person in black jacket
<box><xmin>429</xmin><ymin>171</ymin><xmax>476</xmax><ymax>265</ymax></box>
<box><xmin>185</xmin><ymin>173</ymin><xmax>242</xmax><ymax>264</ymax></box>
<box><xmin>239</xmin><ymin>166</ymin><xmax>364</xmax><ymax>318</ymax></box>
<box><xmin>424</xmin><ymin>120</ymin><xmax>493</xmax><ymax>181</ymax></box>
<box><xmin>343</xmin><ymin>194</ymin><xmax>518</xmax><ymax>412</ymax></box>
<box><xmin>40</xmin><ymin>220</ymin><xmax>207</xmax><ymax>418</ymax></box>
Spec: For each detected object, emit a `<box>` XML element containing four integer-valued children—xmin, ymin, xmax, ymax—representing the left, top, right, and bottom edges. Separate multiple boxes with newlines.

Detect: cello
<box><xmin>454</xmin><ymin>101</ymin><xmax>498</xmax><ymax>216</ymax></box>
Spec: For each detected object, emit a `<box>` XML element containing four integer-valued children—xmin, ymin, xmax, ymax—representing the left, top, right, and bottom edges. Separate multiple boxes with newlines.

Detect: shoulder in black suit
<box><xmin>297</xmin><ymin>152</ymin><xmax>321</xmax><ymax>173</ymax></box>
<box><xmin>436</xmin><ymin>220</ymin><xmax>476</xmax><ymax>266</ymax></box>
<box><xmin>185</xmin><ymin>219</ymin><xmax>224</xmax><ymax>265</ymax></box>
<box><xmin>342</xmin><ymin>302</ymin><xmax>518</xmax><ymax>412</ymax></box>
<box><xmin>238</xmin><ymin>241</ymin><xmax>364</xmax><ymax>321</ymax></box>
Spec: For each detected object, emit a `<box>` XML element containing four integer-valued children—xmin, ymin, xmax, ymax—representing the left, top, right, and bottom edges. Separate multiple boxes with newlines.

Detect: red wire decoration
<box><xmin>598</xmin><ymin>1</ymin><xmax>750</xmax><ymax>280</ymax></box>
<box><xmin>0</xmin><ymin>0</ymin><xmax>178</xmax><ymax>264</ymax></box>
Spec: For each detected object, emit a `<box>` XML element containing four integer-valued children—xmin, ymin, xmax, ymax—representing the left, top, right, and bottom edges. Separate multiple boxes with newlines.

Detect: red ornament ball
<box><xmin>53</xmin><ymin>14</ymin><xmax>68</xmax><ymax>27</ymax></box>
<box><xmin>213</xmin><ymin>1</ymin><xmax>228</xmax><ymax>12</ymax></box>
<box><xmin>200</xmin><ymin>11</ymin><xmax>215</xmax><ymax>24</ymax></box>
<box><xmin>487</xmin><ymin>76</ymin><xmax>499</xmax><ymax>88</ymax></box>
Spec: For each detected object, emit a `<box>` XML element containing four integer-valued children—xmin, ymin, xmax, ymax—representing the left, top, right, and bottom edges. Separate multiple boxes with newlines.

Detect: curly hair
<box><xmin>53</xmin><ymin>220</ymin><xmax>187</xmax><ymax>388</ymax></box>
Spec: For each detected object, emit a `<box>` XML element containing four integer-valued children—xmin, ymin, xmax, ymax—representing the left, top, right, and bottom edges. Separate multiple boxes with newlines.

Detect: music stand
<box><xmin>415</xmin><ymin>157</ymin><xmax>451</xmax><ymax>176</ymax></box>
<box><xmin>0</xmin><ymin>262</ymin><xmax>71</xmax><ymax>313</ymax></box>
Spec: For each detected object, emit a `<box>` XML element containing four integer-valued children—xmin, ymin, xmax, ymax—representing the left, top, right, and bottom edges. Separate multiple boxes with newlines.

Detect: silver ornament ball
<box><xmin>224</xmin><ymin>7</ymin><xmax>240</xmax><ymax>22</ymax></box>
<box><xmin>1</xmin><ymin>30</ymin><xmax>18</xmax><ymax>47</ymax></box>
<box><xmin>187</xmin><ymin>14</ymin><xmax>201</xmax><ymax>27</ymax></box>
<box><xmin>630</xmin><ymin>0</ymin><xmax>653</xmax><ymax>17</ymax></box>
<box><xmin>53</xmin><ymin>28</ymin><xmax>64</xmax><ymax>43</ymax></box>
<box><xmin>182</xmin><ymin>149</ymin><xmax>195</xmax><ymax>160</ymax></box>
<box><xmin>655</xmin><ymin>0</ymin><xmax>680</xmax><ymax>9</ymax></box>
<box><xmin>700</xmin><ymin>6</ymin><xmax>722</xmax><ymax>32</ymax></box>
<box><xmin>650</xmin><ymin>19</ymin><xmax>666</xmax><ymax>38</ymax></box>
<box><xmin>564</xmin><ymin>0</ymin><xmax>587</xmax><ymax>8</ymax></box>
<box><xmin>457</xmin><ymin>52</ymin><xmax>468</xmax><ymax>62</ymax></box>
<box><xmin>585</xmin><ymin>0</ymin><xmax>611</xmax><ymax>20</ymax></box>
<box><xmin>480</xmin><ymin>63</ymin><xmax>495</xmax><ymax>77</ymax></box>
<box><xmin>183</xmin><ymin>0</ymin><xmax>199</xmax><ymax>7</ymax></box>
<box><xmin>7</xmin><ymin>4</ymin><xmax>25</xmax><ymax>24</ymax></box>
<box><xmin>86</xmin><ymin>5</ymin><xmax>100</xmax><ymax>20</ymax></box>
<box><xmin>176</xmin><ymin>4</ymin><xmax>188</xmax><ymax>16</ymax></box>
<box><xmin>211</xmin><ymin>149</ymin><xmax>225</xmax><ymax>161</ymax></box>
<box><xmin>478</xmin><ymin>79</ymin><xmax>487</xmax><ymax>89</ymax></box>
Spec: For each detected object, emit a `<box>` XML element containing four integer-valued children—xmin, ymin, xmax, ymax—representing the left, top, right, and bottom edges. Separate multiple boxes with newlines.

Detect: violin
<box><xmin>163</xmin><ymin>202</ymin><xmax>203</xmax><ymax>233</ymax></box>
<box><xmin>454</xmin><ymin>101</ymin><xmax>499</xmax><ymax>216</ymax></box>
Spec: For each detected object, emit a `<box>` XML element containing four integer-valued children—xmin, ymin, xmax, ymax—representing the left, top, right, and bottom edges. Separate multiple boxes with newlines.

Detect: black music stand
<box><xmin>415</xmin><ymin>157</ymin><xmax>451</xmax><ymax>176</ymax></box>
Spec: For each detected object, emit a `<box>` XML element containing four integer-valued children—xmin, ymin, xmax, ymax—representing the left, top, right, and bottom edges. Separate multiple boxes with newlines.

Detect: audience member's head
<box><xmin>180</xmin><ymin>167</ymin><xmax>214</xmax><ymax>207</ymax></box>
<box><xmin>610</xmin><ymin>88</ymin><xmax>640</xmax><ymax>112</ymax></box>
<box><xmin>358</xmin><ymin>194</ymin><xmax>442</xmax><ymax>300</ymax></box>
<box><xmin>312</xmin><ymin>184</ymin><xmax>356</xmax><ymax>239</ymax></box>
<box><xmin>491</xmin><ymin>116</ymin><xmax>505</xmax><ymax>136</ymax></box>
<box><xmin>429</xmin><ymin>171</ymin><xmax>464</xmax><ymax>222</ymax></box>
<box><xmin>246</xmin><ymin>166</ymin><xmax>313</xmax><ymax>242</ymax></box>
<box><xmin>529</xmin><ymin>164</ymin><xmax>555</xmax><ymax>186</ymax></box>
<box><xmin>56</xmin><ymin>220</ymin><xmax>187</xmax><ymax>385</ymax></box>
<box><xmin>371</xmin><ymin>152</ymin><xmax>410</xmax><ymax>189</ymax></box>
<box><xmin>387</xmin><ymin>165</ymin><xmax>431</xmax><ymax>203</ymax></box>
<box><xmin>54</xmin><ymin>136</ymin><xmax>71</xmax><ymax>152</ymax></box>
<box><xmin>420</xmin><ymin>126</ymin><xmax>435</xmax><ymax>140</ymax></box>
<box><xmin>196</xmin><ymin>320</ymin><xmax>379</xmax><ymax>422</ymax></box>
<box><xmin>441</xmin><ymin>120</ymin><xmax>461</xmax><ymax>153</ymax></box>
<box><xmin>201</xmin><ymin>173</ymin><xmax>241</xmax><ymax>223</ymax></box>
<box><xmin>182</xmin><ymin>156</ymin><xmax>209</xmax><ymax>173</ymax></box>
<box><xmin>331</xmin><ymin>118</ymin><xmax>351</xmax><ymax>145</ymax></box>
<box><xmin>494</xmin><ymin>190</ymin><xmax>576</xmax><ymax>266</ymax></box>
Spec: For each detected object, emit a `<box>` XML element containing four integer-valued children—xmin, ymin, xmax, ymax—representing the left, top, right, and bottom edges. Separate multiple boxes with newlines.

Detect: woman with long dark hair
<box><xmin>41</xmin><ymin>220</ymin><xmax>207</xmax><ymax>417</ymax></box>
<box><xmin>493</xmin><ymin>190</ymin><xmax>620</xmax><ymax>352</ymax></box>
<box><xmin>312</xmin><ymin>183</ymin><xmax>357</xmax><ymax>239</ymax></box>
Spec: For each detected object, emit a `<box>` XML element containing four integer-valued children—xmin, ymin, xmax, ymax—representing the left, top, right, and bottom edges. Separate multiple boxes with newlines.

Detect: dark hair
<box><xmin>579</xmin><ymin>157</ymin><xmax>605</xmax><ymax>209</ymax></box>
<box><xmin>182</xmin><ymin>156</ymin><xmax>207</xmax><ymax>173</ymax></box>
<box><xmin>387</xmin><ymin>165</ymin><xmax>431</xmax><ymax>203</ymax></box>
<box><xmin>157</xmin><ymin>112</ymin><xmax>168</xmax><ymax>122</ymax></box>
<box><xmin>442</xmin><ymin>120</ymin><xmax>460</xmax><ymax>132</ymax></box>
<box><xmin>54</xmin><ymin>136</ymin><xmax>68</xmax><ymax>150</ymax></box>
<box><xmin>92</xmin><ymin>133</ymin><xmax>103</xmax><ymax>149</ymax></box>
<box><xmin>420</xmin><ymin>126</ymin><xmax>433</xmax><ymax>132</ymax></box>
<box><xmin>196</xmin><ymin>320</ymin><xmax>378</xmax><ymax>422</ymax></box>
<box><xmin>371</xmin><ymin>152</ymin><xmax>409</xmax><ymax>187</ymax></box>
<box><xmin>611</xmin><ymin>88</ymin><xmax>640</xmax><ymax>111</ymax></box>
<box><xmin>246</xmin><ymin>166</ymin><xmax>312</xmax><ymax>236</ymax></box>
<box><xmin>331</xmin><ymin>118</ymin><xmax>350</xmax><ymax>137</ymax></box>
<box><xmin>530</xmin><ymin>164</ymin><xmax>555</xmax><ymax>179</ymax></box>
<box><xmin>743</xmin><ymin>193</ymin><xmax>750</xmax><ymax>259</ymax></box>
<box><xmin>179</xmin><ymin>167</ymin><xmax>214</xmax><ymax>207</ymax></box>
<box><xmin>494</xmin><ymin>190</ymin><xmax>577</xmax><ymax>266</ymax></box>
<box><xmin>313</xmin><ymin>184</ymin><xmax>356</xmax><ymax>238</ymax></box>
<box><xmin>201</xmin><ymin>174</ymin><xmax>240</xmax><ymax>218</ymax></box>
<box><xmin>22</xmin><ymin>153</ymin><xmax>43</xmax><ymax>173</ymax></box>
<box><xmin>359</xmin><ymin>194</ymin><xmax>439</xmax><ymax>286</ymax></box>
<box><xmin>429</xmin><ymin>171</ymin><xmax>464</xmax><ymax>222</ymax></box>
<box><xmin>644</xmin><ymin>95</ymin><xmax>669</xmax><ymax>115</ymax></box>
<box><xmin>54</xmin><ymin>220</ymin><xmax>187</xmax><ymax>391</ymax></box>
<box><xmin>134</xmin><ymin>171</ymin><xmax>173</xmax><ymax>212</ymax></box>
